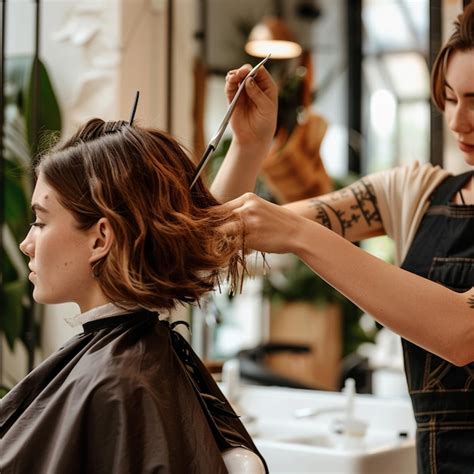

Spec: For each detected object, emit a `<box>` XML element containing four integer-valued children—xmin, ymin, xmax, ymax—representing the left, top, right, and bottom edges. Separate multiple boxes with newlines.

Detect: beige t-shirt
<box><xmin>367</xmin><ymin>162</ymin><xmax>451</xmax><ymax>266</ymax></box>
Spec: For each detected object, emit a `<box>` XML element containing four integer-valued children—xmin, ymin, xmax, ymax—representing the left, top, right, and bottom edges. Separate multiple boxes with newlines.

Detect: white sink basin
<box><xmin>235</xmin><ymin>385</ymin><xmax>417</xmax><ymax>474</ymax></box>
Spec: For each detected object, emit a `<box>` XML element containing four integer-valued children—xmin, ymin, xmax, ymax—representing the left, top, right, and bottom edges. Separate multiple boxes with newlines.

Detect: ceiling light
<box><xmin>245</xmin><ymin>17</ymin><xmax>302</xmax><ymax>59</ymax></box>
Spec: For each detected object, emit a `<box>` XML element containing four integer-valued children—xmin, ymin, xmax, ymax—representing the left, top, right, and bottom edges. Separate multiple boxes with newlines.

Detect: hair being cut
<box><xmin>431</xmin><ymin>2</ymin><xmax>474</xmax><ymax>111</ymax></box>
<box><xmin>36</xmin><ymin>119</ymin><xmax>244</xmax><ymax>310</ymax></box>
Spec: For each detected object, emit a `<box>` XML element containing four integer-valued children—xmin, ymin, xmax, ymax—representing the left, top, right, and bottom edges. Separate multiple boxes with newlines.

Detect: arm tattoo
<box><xmin>468</xmin><ymin>295</ymin><xmax>474</xmax><ymax>309</ymax></box>
<box><xmin>311</xmin><ymin>203</ymin><xmax>332</xmax><ymax>230</ymax></box>
<box><xmin>309</xmin><ymin>198</ymin><xmax>359</xmax><ymax>236</ymax></box>
<box><xmin>308</xmin><ymin>179</ymin><xmax>381</xmax><ymax>237</ymax></box>
<box><xmin>349</xmin><ymin>179</ymin><xmax>382</xmax><ymax>227</ymax></box>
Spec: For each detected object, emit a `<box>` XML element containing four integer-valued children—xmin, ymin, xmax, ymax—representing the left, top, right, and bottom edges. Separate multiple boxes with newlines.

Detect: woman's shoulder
<box><xmin>370</xmin><ymin>161</ymin><xmax>450</xmax><ymax>182</ymax></box>
<box><xmin>399</xmin><ymin>161</ymin><xmax>450</xmax><ymax>180</ymax></box>
<box><xmin>61</xmin><ymin>325</ymin><xmax>163</xmax><ymax>391</ymax></box>
<box><xmin>367</xmin><ymin>161</ymin><xmax>451</xmax><ymax>198</ymax></box>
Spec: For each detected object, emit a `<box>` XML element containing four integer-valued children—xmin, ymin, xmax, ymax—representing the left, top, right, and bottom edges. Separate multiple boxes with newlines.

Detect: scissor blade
<box><xmin>190</xmin><ymin>144</ymin><xmax>215</xmax><ymax>190</ymax></box>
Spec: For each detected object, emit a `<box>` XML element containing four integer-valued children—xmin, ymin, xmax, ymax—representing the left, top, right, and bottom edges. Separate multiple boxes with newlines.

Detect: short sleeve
<box><xmin>367</xmin><ymin>162</ymin><xmax>450</xmax><ymax>265</ymax></box>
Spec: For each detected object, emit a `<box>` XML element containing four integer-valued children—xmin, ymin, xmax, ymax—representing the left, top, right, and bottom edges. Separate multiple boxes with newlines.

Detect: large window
<box><xmin>363</xmin><ymin>0</ymin><xmax>430</xmax><ymax>174</ymax></box>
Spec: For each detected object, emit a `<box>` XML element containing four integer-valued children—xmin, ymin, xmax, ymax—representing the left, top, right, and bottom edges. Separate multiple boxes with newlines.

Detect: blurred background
<box><xmin>1</xmin><ymin>0</ymin><xmax>471</xmax><ymax>397</ymax></box>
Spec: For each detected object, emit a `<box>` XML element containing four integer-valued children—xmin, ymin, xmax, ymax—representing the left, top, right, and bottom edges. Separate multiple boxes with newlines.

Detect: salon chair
<box><xmin>238</xmin><ymin>342</ymin><xmax>372</xmax><ymax>393</ymax></box>
<box><xmin>238</xmin><ymin>342</ymin><xmax>321</xmax><ymax>389</ymax></box>
<box><xmin>222</xmin><ymin>448</ymin><xmax>266</xmax><ymax>473</ymax></box>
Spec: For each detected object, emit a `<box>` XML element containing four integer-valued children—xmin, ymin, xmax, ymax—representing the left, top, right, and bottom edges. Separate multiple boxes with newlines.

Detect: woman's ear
<box><xmin>89</xmin><ymin>217</ymin><xmax>114</xmax><ymax>264</ymax></box>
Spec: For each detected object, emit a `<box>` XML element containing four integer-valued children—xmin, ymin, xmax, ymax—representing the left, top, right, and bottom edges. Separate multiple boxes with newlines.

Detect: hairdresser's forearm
<box><xmin>293</xmin><ymin>219</ymin><xmax>474</xmax><ymax>366</ymax></box>
<box><xmin>210</xmin><ymin>139</ymin><xmax>271</xmax><ymax>202</ymax></box>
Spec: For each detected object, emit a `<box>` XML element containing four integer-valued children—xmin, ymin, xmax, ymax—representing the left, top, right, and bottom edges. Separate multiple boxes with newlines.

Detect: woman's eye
<box><xmin>29</xmin><ymin>222</ymin><xmax>45</xmax><ymax>228</ymax></box>
<box><xmin>445</xmin><ymin>97</ymin><xmax>457</xmax><ymax>103</ymax></box>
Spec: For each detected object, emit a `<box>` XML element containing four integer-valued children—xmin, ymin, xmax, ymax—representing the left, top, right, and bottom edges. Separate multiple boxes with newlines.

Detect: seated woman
<box><xmin>1</xmin><ymin>118</ymin><xmax>267</xmax><ymax>473</ymax></box>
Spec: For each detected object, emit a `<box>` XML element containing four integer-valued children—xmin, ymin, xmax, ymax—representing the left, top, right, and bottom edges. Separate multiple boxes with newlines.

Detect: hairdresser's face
<box><xmin>444</xmin><ymin>49</ymin><xmax>474</xmax><ymax>165</ymax></box>
<box><xmin>19</xmin><ymin>174</ymin><xmax>100</xmax><ymax>309</ymax></box>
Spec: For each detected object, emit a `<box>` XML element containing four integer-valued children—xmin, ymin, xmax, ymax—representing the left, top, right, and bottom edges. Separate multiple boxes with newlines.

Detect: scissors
<box><xmin>189</xmin><ymin>54</ymin><xmax>271</xmax><ymax>190</ymax></box>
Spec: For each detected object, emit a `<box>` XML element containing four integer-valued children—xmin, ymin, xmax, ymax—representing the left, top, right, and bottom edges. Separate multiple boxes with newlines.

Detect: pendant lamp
<box><xmin>245</xmin><ymin>16</ymin><xmax>302</xmax><ymax>59</ymax></box>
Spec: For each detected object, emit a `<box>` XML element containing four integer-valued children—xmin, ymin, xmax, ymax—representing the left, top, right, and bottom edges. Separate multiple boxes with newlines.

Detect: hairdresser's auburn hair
<box><xmin>36</xmin><ymin>118</ymin><xmax>244</xmax><ymax>310</ymax></box>
<box><xmin>431</xmin><ymin>2</ymin><xmax>474</xmax><ymax>111</ymax></box>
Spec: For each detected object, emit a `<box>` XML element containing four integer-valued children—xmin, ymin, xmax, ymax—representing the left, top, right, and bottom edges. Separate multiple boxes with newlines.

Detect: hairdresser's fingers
<box><xmin>220</xmin><ymin>192</ymin><xmax>252</xmax><ymax>212</ymax></box>
<box><xmin>220</xmin><ymin>194</ymin><xmax>263</xmax><ymax>242</ymax></box>
<box><xmin>225</xmin><ymin>65</ymin><xmax>277</xmax><ymax>108</ymax></box>
<box><xmin>243</xmin><ymin>70</ymin><xmax>277</xmax><ymax>110</ymax></box>
<box><xmin>225</xmin><ymin>64</ymin><xmax>252</xmax><ymax>103</ymax></box>
<box><xmin>222</xmin><ymin>193</ymin><xmax>272</xmax><ymax>241</ymax></box>
<box><xmin>222</xmin><ymin>193</ymin><xmax>306</xmax><ymax>254</ymax></box>
<box><xmin>248</xmin><ymin>66</ymin><xmax>278</xmax><ymax>104</ymax></box>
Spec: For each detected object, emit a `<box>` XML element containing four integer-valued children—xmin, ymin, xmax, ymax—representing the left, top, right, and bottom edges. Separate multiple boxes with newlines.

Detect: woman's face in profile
<box><xmin>444</xmin><ymin>49</ymin><xmax>474</xmax><ymax>165</ymax></box>
<box><xmin>20</xmin><ymin>173</ymin><xmax>97</xmax><ymax>307</ymax></box>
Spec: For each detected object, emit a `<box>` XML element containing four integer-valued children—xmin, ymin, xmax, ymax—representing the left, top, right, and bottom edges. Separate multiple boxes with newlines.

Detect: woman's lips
<box><xmin>458</xmin><ymin>141</ymin><xmax>474</xmax><ymax>153</ymax></box>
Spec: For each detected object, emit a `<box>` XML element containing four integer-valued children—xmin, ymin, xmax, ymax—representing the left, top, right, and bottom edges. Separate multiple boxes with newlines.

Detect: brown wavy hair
<box><xmin>431</xmin><ymin>2</ymin><xmax>474</xmax><ymax>111</ymax></box>
<box><xmin>36</xmin><ymin>118</ymin><xmax>244</xmax><ymax>310</ymax></box>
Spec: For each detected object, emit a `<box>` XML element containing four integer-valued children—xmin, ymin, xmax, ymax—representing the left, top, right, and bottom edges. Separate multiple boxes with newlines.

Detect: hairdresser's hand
<box><xmin>221</xmin><ymin>193</ymin><xmax>308</xmax><ymax>254</ymax></box>
<box><xmin>225</xmin><ymin>64</ymin><xmax>278</xmax><ymax>147</ymax></box>
<box><xmin>211</xmin><ymin>71</ymin><xmax>277</xmax><ymax>201</ymax></box>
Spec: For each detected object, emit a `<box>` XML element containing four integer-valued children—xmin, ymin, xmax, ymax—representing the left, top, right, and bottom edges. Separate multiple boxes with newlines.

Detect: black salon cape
<box><xmin>1</xmin><ymin>311</ymin><xmax>267</xmax><ymax>474</ymax></box>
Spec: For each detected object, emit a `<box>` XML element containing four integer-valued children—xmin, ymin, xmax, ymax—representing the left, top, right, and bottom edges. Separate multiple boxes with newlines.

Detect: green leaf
<box><xmin>5</xmin><ymin>56</ymin><xmax>32</xmax><ymax>108</ymax></box>
<box><xmin>4</xmin><ymin>107</ymin><xmax>31</xmax><ymax>168</ymax></box>
<box><xmin>4</xmin><ymin>160</ymin><xmax>30</xmax><ymax>243</ymax></box>
<box><xmin>5</xmin><ymin>55</ymin><xmax>62</xmax><ymax>154</ymax></box>
<box><xmin>1</xmin><ymin>279</ymin><xmax>27</xmax><ymax>350</ymax></box>
<box><xmin>2</xmin><ymin>247</ymin><xmax>19</xmax><ymax>283</ymax></box>
<box><xmin>25</xmin><ymin>59</ymin><xmax>62</xmax><ymax>153</ymax></box>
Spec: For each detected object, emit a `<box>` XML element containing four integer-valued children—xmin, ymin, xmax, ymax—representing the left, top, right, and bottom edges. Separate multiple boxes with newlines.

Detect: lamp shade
<box><xmin>245</xmin><ymin>17</ymin><xmax>302</xmax><ymax>59</ymax></box>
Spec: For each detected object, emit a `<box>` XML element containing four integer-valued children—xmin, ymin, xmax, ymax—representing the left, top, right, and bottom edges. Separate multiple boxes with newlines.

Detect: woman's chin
<box><xmin>32</xmin><ymin>293</ymin><xmax>48</xmax><ymax>305</ymax></box>
<box><xmin>32</xmin><ymin>289</ymin><xmax>56</xmax><ymax>305</ymax></box>
<box><xmin>461</xmin><ymin>152</ymin><xmax>474</xmax><ymax>166</ymax></box>
<box><xmin>32</xmin><ymin>289</ymin><xmax>75</xmax><ymax>306</ymax></box>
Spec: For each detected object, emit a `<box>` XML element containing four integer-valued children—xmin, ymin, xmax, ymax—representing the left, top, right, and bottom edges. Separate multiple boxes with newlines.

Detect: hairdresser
<box><xmin>213</xmin><ymin>4</ymin><xmax>474</xmax><ymax>473</ymax></box>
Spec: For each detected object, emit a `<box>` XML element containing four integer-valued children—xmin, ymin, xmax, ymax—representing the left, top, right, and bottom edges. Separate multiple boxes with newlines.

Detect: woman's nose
<box><xmin>19</xmin><ymin>232</ymin><xmax>34</xmax><ymax>258</ymax></box>
<box><xmin>448</xmin><ymin>104</ymin><xmax>472</xmax><ymax>135</ymax></box>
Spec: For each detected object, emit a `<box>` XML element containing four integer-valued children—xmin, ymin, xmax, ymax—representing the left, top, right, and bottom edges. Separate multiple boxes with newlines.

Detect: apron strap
<box><xmin>429</xmin><ymin>171</ymin><xmax>474</xmax><ymax>206</ymax></box>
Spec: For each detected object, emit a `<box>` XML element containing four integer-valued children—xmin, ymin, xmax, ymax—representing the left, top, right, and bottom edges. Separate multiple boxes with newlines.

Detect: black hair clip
<box><xmin>103</xmin><ymin>91</ymin><xmax>139</xmax><ymax>135</ymax></box>
<box><xmin>104</xmin><ymin>120</ymin><xmax>127</xmax><ymax>134</ymax></box>
<box><xmin>129</xmin><ymin>91</ymin><xmax>140</xmax><ymax>125</ymax></box>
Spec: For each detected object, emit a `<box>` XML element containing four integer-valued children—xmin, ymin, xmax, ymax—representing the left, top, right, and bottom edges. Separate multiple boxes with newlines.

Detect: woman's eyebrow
<box><xmin>444</xmin><ymin>81</ymin><xmax>474</xmax><ymax>97</ymax></box>
<box><xmin>31</xmin><ymin>203</ymin><xmax>49</xmax><ymax>213</ymax></box>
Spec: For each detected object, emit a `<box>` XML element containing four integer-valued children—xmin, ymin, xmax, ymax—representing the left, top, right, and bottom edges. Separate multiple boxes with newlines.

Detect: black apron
<box><xmin>400</xmin><ymin>171</ymin><xmax>474</xmax><ymax>473</ymax></box>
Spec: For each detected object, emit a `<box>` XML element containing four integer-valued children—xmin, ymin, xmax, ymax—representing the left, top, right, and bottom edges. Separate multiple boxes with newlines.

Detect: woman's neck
<box><xmin>77</xmin><ymin>285</ymin><xmax>111</xmax><ymax>313</ymax></box>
